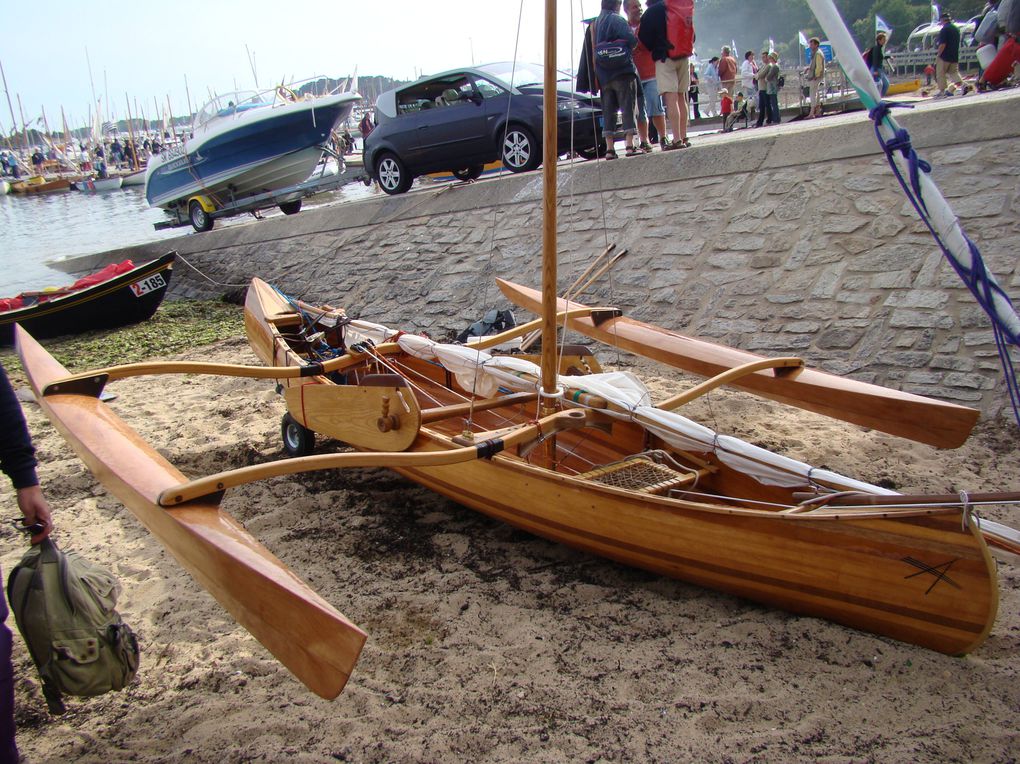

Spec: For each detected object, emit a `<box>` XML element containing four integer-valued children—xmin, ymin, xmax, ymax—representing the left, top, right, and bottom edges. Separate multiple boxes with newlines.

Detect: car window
<box><xmin>472</xmin><ymin>77</ymin><xmax>506</xmax><ymax>99</ymax></box>
<box><xmin>396</xmin><ymin>75</ymin><xmax>476</xmax><ymax>114</ymax></box>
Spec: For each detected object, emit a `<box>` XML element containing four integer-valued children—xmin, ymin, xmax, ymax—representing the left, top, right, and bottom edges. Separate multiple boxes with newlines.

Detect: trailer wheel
<box><xmin>189</xmin><ymin>200</ymin><xmax>214</xmax><ymax>232</ymax></box>
<box><xmin>279</xmin><ymin>200</ymin><xmax>302</xmax><ymax>215</ymax></box>
<box><xmin>281</xmin><ymin>413</ymin><xmax>315</xmax><ymax>457</ymax></box>
<box><xmin>453</xmin><ymin>165</ymin><xmax>484</xmax><ymax>181</ymax></box>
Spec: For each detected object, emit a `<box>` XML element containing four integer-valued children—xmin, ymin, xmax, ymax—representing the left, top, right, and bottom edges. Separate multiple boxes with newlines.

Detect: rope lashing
<box><xmin>866</xmin><ymin>100</ymin><xmax>1020</xmax><ymax>428</ymax></box>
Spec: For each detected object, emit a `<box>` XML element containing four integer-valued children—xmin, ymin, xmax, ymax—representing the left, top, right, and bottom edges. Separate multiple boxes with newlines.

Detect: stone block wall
<box><xmin>56</xmin><ymin>92</ymin><xmax>1020</xmax><ymax>416</ymax></box>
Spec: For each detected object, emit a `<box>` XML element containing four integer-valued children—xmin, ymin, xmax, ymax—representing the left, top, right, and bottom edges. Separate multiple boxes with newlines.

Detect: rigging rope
<box><xmin>866</xmin><ymin>100</ymin><xmax>1020</xmax><ymax>427</ymax></box>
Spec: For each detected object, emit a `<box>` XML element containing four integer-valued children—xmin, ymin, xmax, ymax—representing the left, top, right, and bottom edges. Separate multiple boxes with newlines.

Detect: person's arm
<box><xmin>0</xmin><ymin>364</ymin><xmax>53</xmax><ymax>543</ymax></box>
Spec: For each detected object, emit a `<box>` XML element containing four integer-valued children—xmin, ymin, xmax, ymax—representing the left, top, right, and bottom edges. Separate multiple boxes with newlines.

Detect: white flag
<box><xmin>798</xmin><ymin>30</ymin><xmax>810</xmax><ymax>48</ymax></box>
<box><xmin>876</xmin><ymin>14</ymin><xmax>892</xmax><ymax>39</ymax></box>
<box><xmin>931</xmin><ymin>4</ymin><xmax>940</xmax><ymax>24</ymax></box>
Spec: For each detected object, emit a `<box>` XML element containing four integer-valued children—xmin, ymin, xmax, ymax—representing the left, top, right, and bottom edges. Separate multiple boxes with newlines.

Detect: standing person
<box><xmin>358</xmin><ymin>111</ymin><xmax>374</xmax><ymax>146</ymax></box>
<box><xmin>935</xmin><ymin>12</ymin><xmax>968</xmax><ymax>96</ymax></box>
<box><xmin>701</xmin><ymin>56</ymin><xmax>720</xmax><ymax>117</ymax></box>
<box><xmin>765</xmin><ymin>52</ymin><xmax>782</xmax><ymax>124</ymax></box>
<box><xmin>30</xmin><ymin>149</ymin><xmax>44</xmax><ymax>177</ymax></box>
<box><xmin>688</xmin><ymin>61</ymin><xmax>700</xmax><ymax>119</ymax></box>
<box><xmin>864</xmin><ymin>31</ymin><xmax>891</xmax><ymax>97</ymax></box>
<box><xmin>637</xmin><ymin>0</ymin><xmax>696</xmax><ymax>150</ymax></box>
<box><xmin>754</xmin><ymin>50</ymin><xmax>771</xmax><ymax>127</ymax></box>
<box><xmin>740</xmin><ymin>50</ymin><xmax>758</xmax><ymax>100</ymax></box>
<box><xmin>591</xmin><ymin>0</ymin><xmax>639</xmax><ymax>159</ymax></box>
<box><xmin>7</xmin><ymin>153</ymin><xmax>19</xmax><ymax>180</ymax></box>
<box><xmin>625</xmin><ymin>0</ymin><xmax>663</xmax><ymax>152</ymax></box>
<box><xmin>718</xmin><ymin>46</ymin><xmax>738</xmax><ymax>97</ymax></box>
<box><xmin>0</xmin><ymin>362</ymin><xmax>55</xmax><ymax>764</ymax></box>
<box><xmin>804</xmin><ymin>37</ymin><xmax>826</xmax><ymax>117</ymax></box>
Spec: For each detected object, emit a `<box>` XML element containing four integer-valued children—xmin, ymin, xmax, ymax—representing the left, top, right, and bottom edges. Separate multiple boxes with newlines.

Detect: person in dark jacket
<box><xmin>591</xmin><ymin>0</ymin><xmax>639</xmax><ymax>159</ymax></box>
<box><xmin>935</xmin><ymin>12</ymin><xmax>968</xmax><ymax>96</ymax></box>
<box><xmin>864</xmin><ymin>32</ymin><xmax>890</xmax><ymax>97</ymax></box>
<box><xmin>0</xmin><ymin>362</ymin><xmax>54</xmax><ymax>763</ymax></box>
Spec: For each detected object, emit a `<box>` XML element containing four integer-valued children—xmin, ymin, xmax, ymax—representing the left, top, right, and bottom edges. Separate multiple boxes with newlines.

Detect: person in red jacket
<box><xmin>637</xmin><ymin>0</ymin><xmax>696</xmax><ymax>150</ymax></box>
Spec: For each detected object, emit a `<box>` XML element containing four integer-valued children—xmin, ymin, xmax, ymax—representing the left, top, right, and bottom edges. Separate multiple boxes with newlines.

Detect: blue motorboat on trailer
<box><xmin>144</xmin><ymin>87</ymin><xmax>360</xmax><ymax>231</ymax></box>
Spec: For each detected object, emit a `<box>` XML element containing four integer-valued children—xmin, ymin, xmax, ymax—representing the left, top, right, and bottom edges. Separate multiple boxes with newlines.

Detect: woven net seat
<box><xmin>576</xmin><ymin>456</ymin><xmax>701</xmax><ymax>495</ymax></box>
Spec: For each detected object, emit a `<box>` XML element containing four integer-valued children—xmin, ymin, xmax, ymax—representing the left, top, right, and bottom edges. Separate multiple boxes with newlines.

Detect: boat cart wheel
<box><xmin>278</xmin><ymin>199</ymin><xmax>302</xmax><ymax>215</ymax></box>
<box><xmin>281</xmin><ymin>413</ymin><xmax>316</xmax><ymax>457</ymax></box>
<box><xmin>188</xmin><ymin>200</ymin><xmax>214</xmax><ymax>232</ymax></box>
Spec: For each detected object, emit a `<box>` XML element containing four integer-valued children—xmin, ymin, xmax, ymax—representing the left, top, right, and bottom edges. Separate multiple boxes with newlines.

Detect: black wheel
<box><xmin>281</xmin><ymin>413</ymin><xmax>315</xmax><ymax>457</ymax></box>
<box><xmin>188</xmin><ymin>200</ymin><xmax>214</xmax><ymax>232</ymax></box>
<box><xmin>501</xmin><ymin>124</ymin><xmax>541</xmax><ymax>172</ymax></box>
<box><xmin>375</xmin><ymin>152</ymin><xmax>412</xmax><ymax>195</ymax></box>
<box><xmin>278</xmin><ymin>199</ymin><xmax>302</xmax><ymax>215</ymax></box>
<box><xmin>577</xmin><ymin>139</ymin><xmax>608</xmax><ymax>160</ymax></box>
<box><xmin>452</xmin><ymin>165</ymin><xmax>484</xmax><ymax>181</ymax></box>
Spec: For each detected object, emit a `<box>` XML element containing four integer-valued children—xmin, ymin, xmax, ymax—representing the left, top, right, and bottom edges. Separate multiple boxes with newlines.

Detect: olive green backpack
<box><xmin>7</xmin><ymin>539</ymin><xmax>139</xmax><ymax>714</ymax></box>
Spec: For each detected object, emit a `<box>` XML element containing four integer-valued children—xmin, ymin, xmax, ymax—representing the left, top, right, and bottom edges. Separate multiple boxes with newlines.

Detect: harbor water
<box><xmin>0</xmin><ymin>180</ymin><xmax>377</xmax><ymax>297</ymax></box>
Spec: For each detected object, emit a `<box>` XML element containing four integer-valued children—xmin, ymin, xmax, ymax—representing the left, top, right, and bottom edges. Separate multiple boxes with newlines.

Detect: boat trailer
<box><xmin>153</xmin><ymin>165</ymin><xmax>368</xmax><ymax>233</ymax></box>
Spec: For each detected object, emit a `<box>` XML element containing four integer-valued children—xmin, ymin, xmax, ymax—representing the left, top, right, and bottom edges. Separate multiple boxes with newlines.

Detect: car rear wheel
<box><xmin>376</xmin><ymin>152</ymin><xmax>412</xmax><ymax>195</ymax></box>
<box><xmin>452</xmin><ymin>165</ymin><xmax>484</xmax><ymax>181</ymax></box>
<box><xmin>502</xmin><ymin>125</ymin><xmax>541</xmax><ymax>173</ymax></box>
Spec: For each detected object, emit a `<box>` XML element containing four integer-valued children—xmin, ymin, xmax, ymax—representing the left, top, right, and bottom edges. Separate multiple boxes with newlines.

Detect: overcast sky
<box><xmin>1</xmin><ymin>0</ymin><xmax>600</xmax><ymax>131</ymax></box>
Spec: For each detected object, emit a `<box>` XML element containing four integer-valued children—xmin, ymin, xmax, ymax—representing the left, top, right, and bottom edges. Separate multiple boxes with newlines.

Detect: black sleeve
<box><xmin>0</xmin><ymin>362</ymin><xmax>39</xmax><ymax>490</ymax></box>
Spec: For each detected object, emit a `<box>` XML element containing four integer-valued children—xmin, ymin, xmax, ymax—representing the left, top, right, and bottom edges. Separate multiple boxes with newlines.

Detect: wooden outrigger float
<box><xmin>496</xmin><ymin>279</ymin><xmax>980</xmax><ymax>449</ymax></box>
<box><xmin>15</xmin><ymin>327</ymin><xmax>366</xmax><ymax>699</ymax></box>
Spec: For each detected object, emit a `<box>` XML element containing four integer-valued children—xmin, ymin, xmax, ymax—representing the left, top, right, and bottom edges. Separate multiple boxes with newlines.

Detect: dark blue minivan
<box><xmin>364</xmin><ymin>62</ymin><xmax>603</xmax><ymax>194</ymax></box>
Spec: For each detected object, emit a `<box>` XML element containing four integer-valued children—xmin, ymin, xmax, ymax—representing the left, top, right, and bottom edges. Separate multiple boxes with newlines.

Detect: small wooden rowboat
<box><xmin>15</xmin><ymin>326</ymin><xmax>367</xmax><ymax>699</ymax></box>
<box><xmin>9</xmin><ymin>176</ymin><xmax>71</xmax><ymax>194</ymax></box>
<box><xmin>0</xmin><ymin>252</ymin><xmax>176</xmax><ymax>346</ymax></box>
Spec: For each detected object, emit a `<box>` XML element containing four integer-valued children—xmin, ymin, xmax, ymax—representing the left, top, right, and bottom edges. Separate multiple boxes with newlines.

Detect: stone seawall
<box><xmin>56</xmin><ymin>91</ymin><xmax>1020</xmax><ymax>416</ymax></box>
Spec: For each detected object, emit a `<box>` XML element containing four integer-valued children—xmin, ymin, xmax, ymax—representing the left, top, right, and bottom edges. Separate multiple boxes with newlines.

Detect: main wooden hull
<box><xmin>497</xmin><ymin>279</ymin><xmax>979</xmax><ymax>449</ymax></box>
<box><xmin>244</xmin><ymin>278</ymin><xmax>999</xmax><ymax>655</ymax></box>
<box><xmin>16</xmin><ymin>326</ymin><xmax>366</xmax><ymax>699</ymax></box>
<box><xmin>396</xmin><ymin>453</ymin><xmax>996</xmax><ymax>654</ymax></box>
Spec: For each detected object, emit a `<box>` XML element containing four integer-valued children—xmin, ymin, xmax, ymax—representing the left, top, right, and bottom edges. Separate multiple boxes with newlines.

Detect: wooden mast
<box><xmin>125</xmin><ymin>95</ymin><xmax>140</xmax><ymax>171</ymax></box>
<box><xmin>539</xmin><ymin>0</ymin><xmax>558</xmax><ymax>408</ymax></box>
<box><xmin>0</xmin><ymin>60</ymin><xmax>20</xmax><ymax>153</ymax></box>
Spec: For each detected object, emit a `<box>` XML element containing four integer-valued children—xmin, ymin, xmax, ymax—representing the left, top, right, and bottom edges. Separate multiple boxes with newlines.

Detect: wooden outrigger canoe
<box><xmin>238</xmin><ymin>277</ymin><xmax>1002</xmax><ymax>655</ymax></box>
<box><xmin>496</xmin><ymin>279</ymin><xmax>979</xmax><ymax>449</ymax></box>
<box><xmin>15</xmin><ymin>326</ymin><xmax>366</xmax><ymax>699</ymax></box>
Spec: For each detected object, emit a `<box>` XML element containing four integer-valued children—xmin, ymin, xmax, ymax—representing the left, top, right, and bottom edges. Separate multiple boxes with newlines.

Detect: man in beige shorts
<box><xmin>636</xmin><ymin>0</ymin><xmax>695</xmax><ymax>150</ymax></box>
<box><xmin>656</xmin><ymin>56</ymin><xmax>691</xmax><ymax>149</ymax></box>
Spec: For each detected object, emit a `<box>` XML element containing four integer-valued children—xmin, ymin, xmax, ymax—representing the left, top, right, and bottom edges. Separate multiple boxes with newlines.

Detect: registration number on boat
<box><xmin>129</xmin><ymin>273</ymin><xmax>166</xmax><ymax>297</ymax></box>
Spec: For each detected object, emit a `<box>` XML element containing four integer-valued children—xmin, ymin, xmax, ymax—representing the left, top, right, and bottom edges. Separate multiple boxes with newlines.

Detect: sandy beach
<box><xmin>2</xmin><ymin>334</ymin><xmax>1018</xmax><ymax>763</ymax></box>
